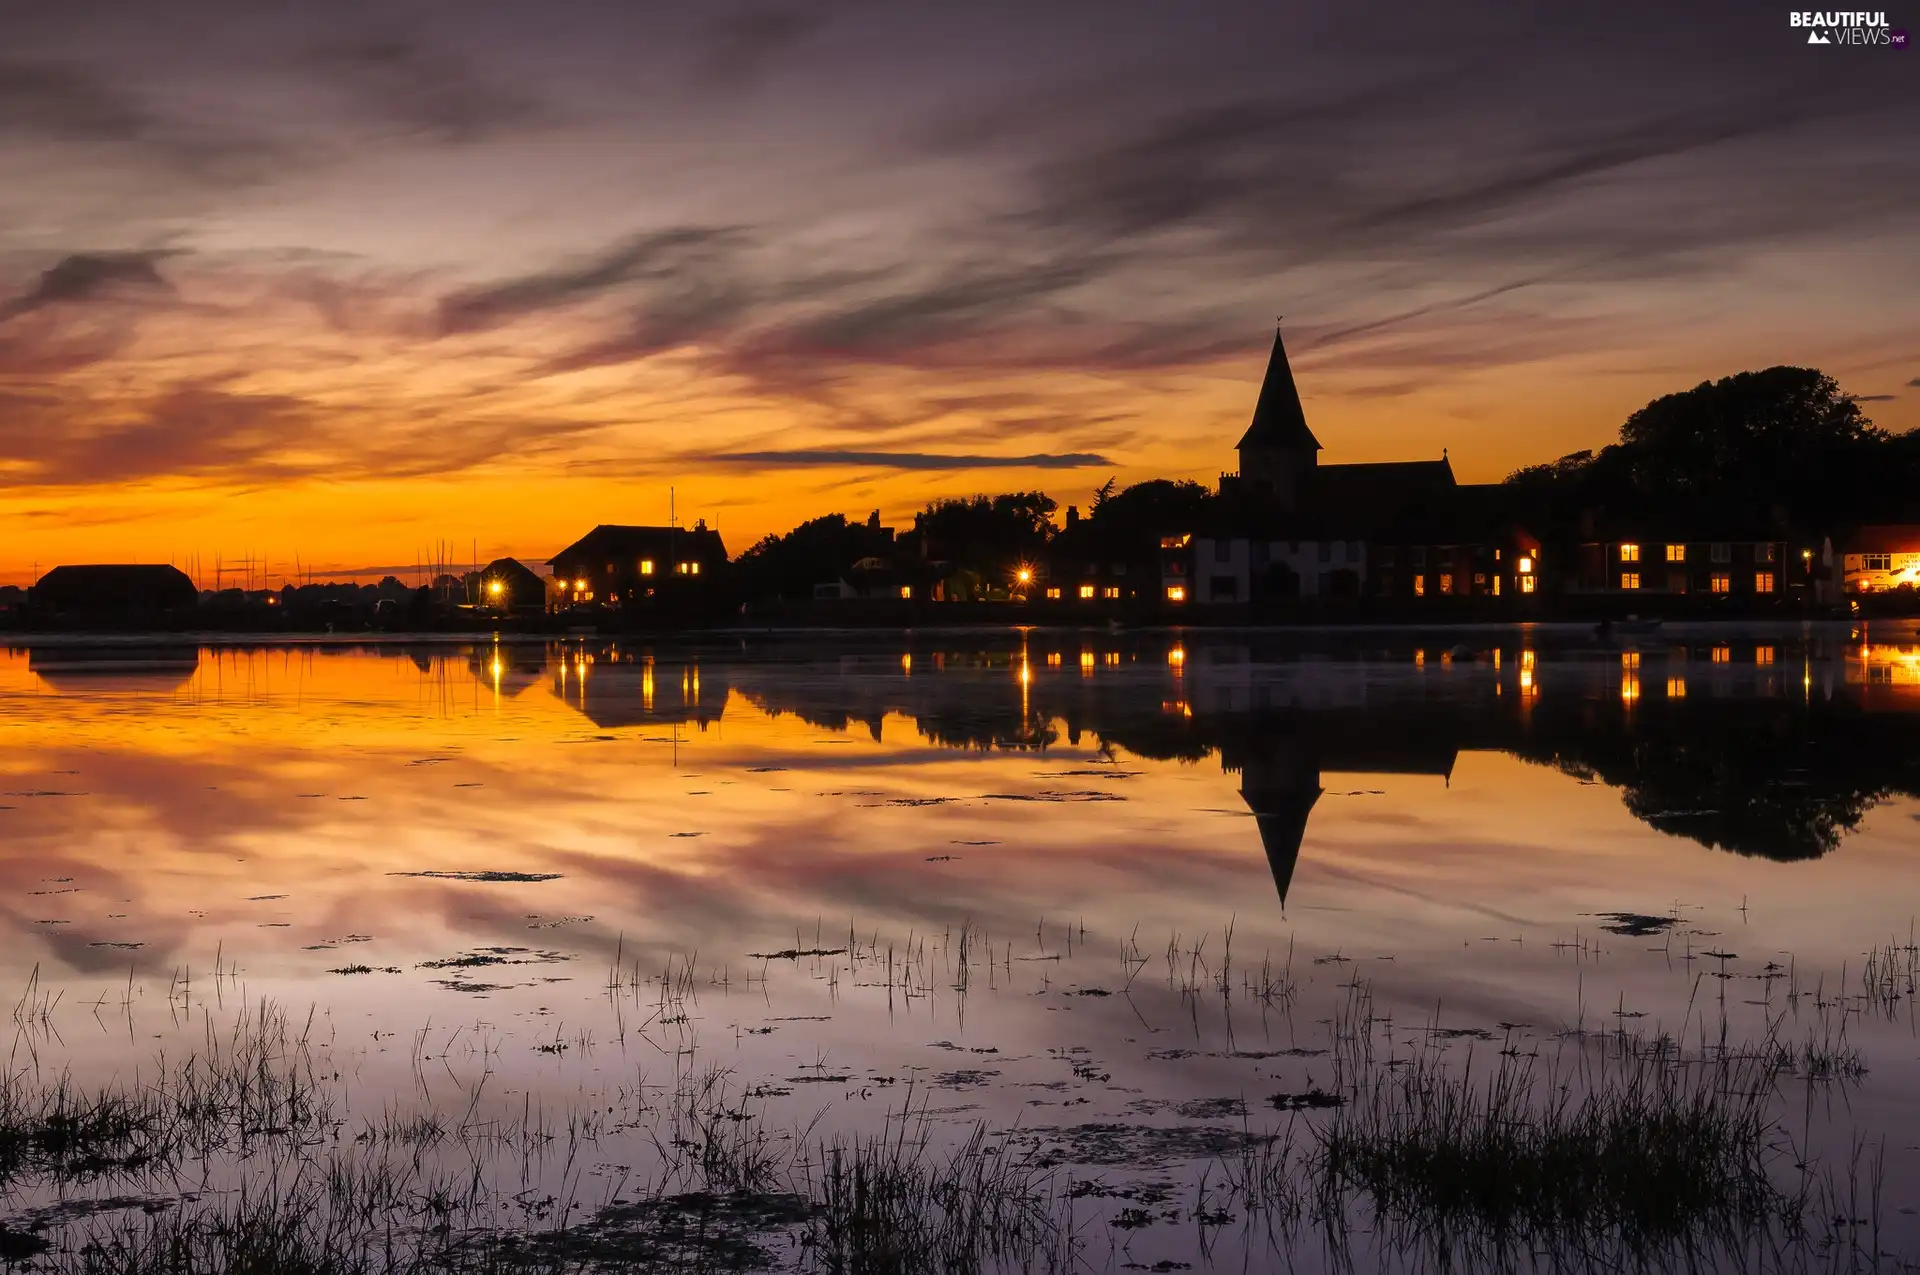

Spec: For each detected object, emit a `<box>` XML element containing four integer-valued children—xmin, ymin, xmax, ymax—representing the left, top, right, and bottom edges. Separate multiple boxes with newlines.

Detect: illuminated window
<box><xmin>1755</xmin><ymin>572</ymin><xmax>1775</xmax><ymax>593</ymax></box>
<box><xmin>1665</xmin><ymin>544</ymin><xmax>1686</xmax><ymax>562</ymax></box>
<box><xmin>1520</xmin><ymin>576</ymin><xmax>1536</xmax><ymax>594</ymax></box>
<box><xmin>640</xmin><ymin>559</ymin><xmax>654</xmax><ymax>575</ymax></box>
<box><xmin>1711</xmin><ymin>573</ymin><xmax>1731</xmax><ymax>593</ymax></box>
<box><xmin>1667</xmin><ymin>677</ymin><xmax>1686</xmax><ymax>698</ymax></box>
<box><xmin>1756</xmin><ymin>645</ymin><xmax>1775</xmax><ymax>665</ymax></box>
<box><xmin>1080</xmin><ymin>651</ymin><xmax>1095</xmax><ymax>670</ymax></box>
<box><xmin>1046</xmin><ymin>652</ymin><xmax>1061</xmax><ymax>666</ymax></box>
<box><xmin>1414</xmin><ymin>576</ymin><xmax>1426</xmax><ymax>597</ymax></box>
<box><xmin>1439</xmin><ymin>573</ymin><xmax>1453</xmax><ymax>593</ymax></box>
<box><xmin>1619</xmin><ymin>544</ymin><xmax>1640</xmax><ymax>563</ymax></box>
<box><xmin>898</xmin><ymin>585</ymin><xmax>912</xmax><ymax>599</ymax></box>
<box><xmin>1622</xmin><ymin>651</ymin><xmax>1640</xmax><ymax>670</ymax></box>
<box><xmin>1102</xmin><ymin>585</ymin><xmax>1120</xmax><ymax>599</ymax></box>
<box><xmin>1165</xmin><ymin>585</ymin><xmax>1186</xmax><ymax>602</ymax></box>
<box><xmin>1517</xmin><ymin>556</ymin><xmax>1534</xmax><ymax>574</ymax></box>
<box><xmin>1492</xmin><ymin>576</ymin><xmax>1501</xmax><ymax>596</ymax></box>
<box><xmin>691</xmin><ymin>562</ymin><xmax>701</xmax><ymax>575</ymax></box>
<box><xmin>1079</xmin><ymin>584</ymin><xmax>1096</xmax><ymax>599</ymax></box>
<box><xmin>1045</xmin><ymin>587</ymin><xmax>1061</xmax><ymax>600</ymax></box>
<box><xmin>1712</xmin><ymin>645</ymin><xmax>1730</xmax><ymax>663</ymax></box>
<box><xmin>1620</xmin><ymin>572</ymin><xmax>1640</xmax><ymax>589</ymax></box>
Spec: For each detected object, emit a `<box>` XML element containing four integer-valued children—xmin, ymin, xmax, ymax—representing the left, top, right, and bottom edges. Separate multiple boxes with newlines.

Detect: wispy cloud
<box><xmin>712</xmin><ymin>449</ymin><xmax>1112</xmax><ymax>470</ymax></box>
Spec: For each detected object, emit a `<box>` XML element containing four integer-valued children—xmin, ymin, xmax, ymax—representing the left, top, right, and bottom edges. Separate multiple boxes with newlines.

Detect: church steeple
<box><xmin>1235</xmin><ymin>323</ymin><xmax>1319</xmax><ymax>509</ymax></box>
<box><xmin>1237</xmin><ymin>324</ymin><xmax>1320</xmax><ymax>454</ymax></box>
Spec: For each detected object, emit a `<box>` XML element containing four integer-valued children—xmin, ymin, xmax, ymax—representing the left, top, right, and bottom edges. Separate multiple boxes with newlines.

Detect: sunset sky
<box><xmin>2</xmin><ymin>0</ymin><xmax>1915</xmax><ymax>583</ymax></box>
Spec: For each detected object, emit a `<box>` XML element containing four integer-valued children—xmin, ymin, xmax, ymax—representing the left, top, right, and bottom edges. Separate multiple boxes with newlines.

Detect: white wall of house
<box><xmin>1185</xmin><ymin>538</ymin><xmax>1368</xmax><ymax>603</ymax></box>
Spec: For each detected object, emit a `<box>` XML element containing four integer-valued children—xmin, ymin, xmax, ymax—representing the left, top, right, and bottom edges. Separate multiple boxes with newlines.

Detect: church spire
<box><xmin>1236</xmin><ymin>323</ymin><xmax>1320</xmax><ymax>454</ymax></box>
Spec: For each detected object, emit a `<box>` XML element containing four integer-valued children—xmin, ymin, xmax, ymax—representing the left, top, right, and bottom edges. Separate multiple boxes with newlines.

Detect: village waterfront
<box><xmin>2</xmin><ymin>624</ymin><xmax>1917</xmax><ymax>1273</ymax></box>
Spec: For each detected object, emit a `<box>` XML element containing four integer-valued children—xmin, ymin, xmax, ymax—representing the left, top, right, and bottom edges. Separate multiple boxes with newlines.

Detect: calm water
<box><xmin>3</xmin><ymin>626</ymin><xmax>1918</xmax><ymax>1270</ymax></box>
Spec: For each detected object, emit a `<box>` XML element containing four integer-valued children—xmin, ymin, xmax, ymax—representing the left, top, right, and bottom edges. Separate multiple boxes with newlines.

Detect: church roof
<box><xmin>1236</xmin><ymin>326</ymin><xmax>1321</xmax><ymax>454</ymax></box>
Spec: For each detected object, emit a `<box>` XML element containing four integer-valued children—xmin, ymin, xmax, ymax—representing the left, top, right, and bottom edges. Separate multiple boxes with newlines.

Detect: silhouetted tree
<box><xmin>1504</xmin><ymin>366</ymin><xmax>1914</xmax><ymax>530</ymax></box>
<box><xmin>912</xmin><ymin>492</ymin><xmax>1057</xmax><ymax>578</ymax></box>
<box><xmin>735</xmin><ymin>513</ymin><xmax>878</xmax><ymax>602</ymax></box>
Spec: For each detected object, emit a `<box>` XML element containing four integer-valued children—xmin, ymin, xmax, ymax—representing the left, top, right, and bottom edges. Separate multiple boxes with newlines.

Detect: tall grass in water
<box><xmin>0</xmin><ymin>1002</ymin><xmax>327</xmax><ymax>1187</ymax></box>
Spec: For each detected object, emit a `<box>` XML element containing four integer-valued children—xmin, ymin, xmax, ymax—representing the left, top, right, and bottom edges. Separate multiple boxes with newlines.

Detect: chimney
<box><xmin>1066</xmin><ymin>505</ymin><xmax>1080</xmax><ymax>528</ymax></box>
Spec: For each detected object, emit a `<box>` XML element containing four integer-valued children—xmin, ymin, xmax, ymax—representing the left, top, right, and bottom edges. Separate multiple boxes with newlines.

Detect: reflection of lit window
<box><xmin>1414</xmin><ymin>577</ymin><xmax>1426</xmax><ymax>597</ymax></box>
<box><xmin>1755</xmin><ymin>571</ymin><xmax>1775</xmax><ymax>593</ymax></box>
<box><xmin>1665</xmin><ymin>544</ymin><xmax>1686</xmax><ymax>562</ymax></box>
<box><xmin>1756</xmin><ymin>645</ymin><xmax>1775</xmax><ymax>665</ymax></box>
<box><xmin>1620</xmin><ymin>573</ymin><xmax>1640</xmax><ymax>589</ymax></box>
<box><xmin>1079</xmin><ymin>584</ymin><xmax>1096</xmax><ymax>599</ymax></box>
<box><xmin>1046</xmin><ymin>652</ymin><xmax>1061</xmax><ymax>666</ymax></box>
<box><xmin>1711</xmin><ymin>573</ymin><xmax>1730</xmax><ymax>593</ymax></box>
<box><xmin>1619</xmin><ymin>544</ymin><xmax>1640</xmax><ymax>563</ymax></box>
<box><xmin>1166</xmin><ymin>585</ymin><xmax>1186</xmax><ymax>602</ymax></box>
<box><xmin>1105</xmin><ymin>652</ymin><xmax>1120</xmax><ymax>666</ymax></box>
<box><xmin>1622</xmin><ymin>651</ymin><xmax>1640</xmax><ymax>670</ymax></box>
<box><xmin>1520</xmin><ymin>576</ymin><xmax>1536</xmax><ymax>594</ymax></box>
<box><xmin>1439</xmin><ymin>573</ymin><xmax>1453</xmax><ymax>593</ymax></box>
<box><xmin>1168</xmin><ymin>645</ymin><xmax>1186</xmax><ymax>667</ymax></box>
<box><xmin>1621</xmin><ymin>676</ymin><xmax>1640</xmax><ymax>704</ymax></box>
<box><xmin>1667</xmin><ymin>676</ymin><xmax>1686</xmax><ymax>698</ymax></box>
<box><xmin>1079</xmin><ymin>651</ymin><xmax>1095</xmax><ymax>672</ymax></box>
<box><xmin>640</xmin><ymin>559</ymin><xmax>654</xmax><ymax>575</ymax></box>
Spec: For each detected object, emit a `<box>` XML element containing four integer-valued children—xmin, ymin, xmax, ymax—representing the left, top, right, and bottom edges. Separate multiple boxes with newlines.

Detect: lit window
<box><xmin>1414</xmin><ymin>576</ymin><xmax>1425</xmax><ymax>597</ymax></box>
<box><xmin>1755</xmin><ymin>572</ymin><xmax>1775</xmax><ymax>593</ymax></box>
<box><xmin>1492</xmin><ymin>576</ymin><xmax>1501</xmax><ymax>596</ymax></box>
<box><xmin>1102</xmin><ymin>586</ymin><xmax>1120</xmax><ymax>599</ymax></box>
<box><xmin>1665</xmin><ymin>544</ymin><xmax>1686</xmax><ymax>562</ymax></box>
<box><xmin>1079</xmin><ymin>584</ymin><xmax>1095</xmax><ymax>599</ymax></box>
<box><xmin>1619</xmin><ymin>544</ymin><xmax>1640</xmax><ymax>563</ymax></box>
<box><xmin>899</xmin><ymin>585</ymin><xmax>912</xmax><ymax>599</ymax></box>
<box><xmin>1620</xmin><ymin>572</ymin><xmax>1640</xmax><ymax>589</ymax></box>
<box><xmin>1711</xmin><ymin>573</ymin><xmax>1731</xmax><ymax>593</ymax></box>
<box><xmin>1520</xmin><ymin>576</ymin><xmax>1536</xmax><ymax>594</ymax></box>
<box><xmin>1080</xmin><ymin>651</ymin><xmax>1095</xmax><ymax>670</ymax></box>
<box><xmin>1622</xmin><ymin>651</ymin><xmax>1640</xmax><ymax>670</ymax></box>
<box><xmin>1756</xmin><ymin>645</ymin><xmax>1776</xmax><ymax>665</ymax></box>
<box><xmin>1712</xmin><ymin>645</ymin><xmax>1730</xmax><ymax>663</ymax></box>
<box><xmin>1667</xmin><ymin>677</ymin><xmax>1686</xmax><ymax>698</ymax></box>
<box><xmin>691</xmin><ymin>562</ymin><xmax>701</xmax><ymax>575</ymax></box>
<box><xmin>1439</xmin><ymin>573</ymin><xmax>1453</xmax><ymax>593</ymax></box>
<box><xmin>1517</xmin><ymin>556</ymin><xmax>1534</xmax><ymax>574</ymax></box>
<box><xmin>1045</xmin><ymin>587</ymin><xmax>1061</xmax><ymax>600</ymax></box>
<box><xmin>1166</xmin><ymin>585</ymin><xmax>1186</xmax><ymax>602</ymax></box>
<box><xmin>640</xmin><ymin>559</ymin><xmax>654</xmax><ymax>575</ymax></box>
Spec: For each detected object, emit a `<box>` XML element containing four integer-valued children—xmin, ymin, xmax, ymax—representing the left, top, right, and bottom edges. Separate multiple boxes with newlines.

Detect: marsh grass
<box><xmin>0</xmin><ymin>1002</ymin><xmax>326</xmax><ymax>1187</ymax></box>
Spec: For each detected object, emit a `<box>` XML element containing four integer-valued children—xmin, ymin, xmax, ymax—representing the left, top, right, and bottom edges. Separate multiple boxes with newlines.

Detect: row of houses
<box><xmin>1020</xmin><ymin>329</ymin><xmax>1899</xmax><ymax>612</ymax></box>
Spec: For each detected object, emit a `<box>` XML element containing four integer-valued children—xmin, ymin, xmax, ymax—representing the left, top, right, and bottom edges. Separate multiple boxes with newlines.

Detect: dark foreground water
<box><xmin>2</xmin><ymin>624</ymin><xmax>1917</xmax><ymax>1272</ymax></box>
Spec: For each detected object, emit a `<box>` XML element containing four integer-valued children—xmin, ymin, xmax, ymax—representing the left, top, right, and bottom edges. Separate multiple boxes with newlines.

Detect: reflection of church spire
<box><xmin>1232</xmin><ymin>737</ymin><xmax>1322</xmax><ymax>907</ymax></box>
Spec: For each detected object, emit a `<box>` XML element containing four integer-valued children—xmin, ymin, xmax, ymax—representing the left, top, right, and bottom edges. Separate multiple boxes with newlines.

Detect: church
<box><xmin>1169</xmin><ymin>326</ymin><xmax>1542</xmax><ymax>607</ymax></box>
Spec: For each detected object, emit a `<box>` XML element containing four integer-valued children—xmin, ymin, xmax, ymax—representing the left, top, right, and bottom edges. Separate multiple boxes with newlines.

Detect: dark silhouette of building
<box><xmin>477</xmin><ymin>557</ymin><xmax>550</xmax><ymax>612</ymax></box>
<box><xmin>31</xmin><ymin>565</ymin><xmax>198</xmax><ymax>619</ymax></box>
<box><xmin>549</xmin><ymin>522</ymin><xmax>727</xmax><ymax>609</ymax></box>
<box><xmin>1233</xmin><ymin>326</ymin><xmax>1322</xmax><ymax>508</ymax></box>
